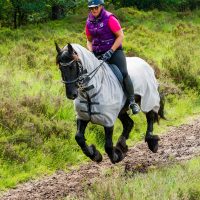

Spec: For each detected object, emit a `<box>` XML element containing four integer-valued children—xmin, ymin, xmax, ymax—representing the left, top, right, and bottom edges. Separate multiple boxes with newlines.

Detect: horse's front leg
<box><xmin>145</xmin><ymin>111</ymin><xmax>160</xmax><ymax>153</ymax></box>
<box><xmin>116</xmin><ymin>112</ymin><xmax>134</xmax><ymax>154</ymax></box>
<box><xmin>104</xmin><ymin>126</ymin><xmax>124</xmax><ymax>164</ymax></box>
<box><xmin>75</xmin><ymin>119</ymin><xmax>102</xmax><ymax>163</ymax></box>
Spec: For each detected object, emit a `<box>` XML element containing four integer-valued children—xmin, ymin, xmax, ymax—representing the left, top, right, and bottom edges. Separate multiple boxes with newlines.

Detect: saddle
<box><xmin>96</xmin><ymin>55</ymin><xmax>124</xmax><ymax>89</ymax></box>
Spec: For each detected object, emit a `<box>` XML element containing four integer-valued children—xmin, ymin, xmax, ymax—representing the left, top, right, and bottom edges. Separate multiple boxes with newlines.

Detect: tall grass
<box><xmin>0</xmin><ymin>8</ymin><xmax>200</xmax><ymax>191</ymax></box>
<box><xmin>82</xmin><ymin>157</ymin><xmax>200</xmax><ymax>200</ymax></box>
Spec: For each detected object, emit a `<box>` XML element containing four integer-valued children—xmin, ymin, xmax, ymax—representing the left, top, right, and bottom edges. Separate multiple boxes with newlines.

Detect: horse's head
<box><xmin>56</xmin><ymin>43</ymin><xmax>83</xmax><ymax>100</ymax></box>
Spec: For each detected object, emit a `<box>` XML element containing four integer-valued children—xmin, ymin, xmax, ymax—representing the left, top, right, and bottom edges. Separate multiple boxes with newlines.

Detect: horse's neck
<box><xmin>82</xmin><ymin>51</ymin><xmax>102</xmax><ymax>76</ymax></box>
<box><xmin>72</xmin><ymin>44</ymin><xmax>104</xmax><ymax>93</ymax></box>
<box><xmin>72</xmin><ymin>44</ymin><xmax>100</xmax><ymax>72</ymax></box>
<box><xmin>83</xmin><ymin>52</ymin><xmax>101</xmax><ymax>72</ymax></box>
<box><xmin>81</xmin><ymin>52</ymin><xmax>104</xmax><ymax>95</ymax></box>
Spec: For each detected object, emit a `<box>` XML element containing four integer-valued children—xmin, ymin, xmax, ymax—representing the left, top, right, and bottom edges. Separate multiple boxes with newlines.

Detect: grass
<box><xmin>82</xmin><ymin>157</ymin><xmax>200</xmax><ymax>200</ymax></box>
<box><xmin>0</xmin><ymin>7</ymin><xmax>200</xmax><ymax>191</ymax></box>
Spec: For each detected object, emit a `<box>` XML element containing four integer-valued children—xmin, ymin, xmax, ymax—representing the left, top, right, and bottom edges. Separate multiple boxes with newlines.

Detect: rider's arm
<box><xmin>108</xmin><ymin>16</ymin><xmax>124</xmax><ymax>52</ymax></box>
<box><xmin>111</xmin><ymin>29</ymin><xmax>124</xmax><ymax>52</ymax></box>
<box><xmin>85</xmin><ymin>26</ymin><xmax>93</xmax><ymax>52</ymax></box>
<box><xmin>87</xmin><ymin>35</ymin><xmax>93</xmax><ymax>52</ymax></box>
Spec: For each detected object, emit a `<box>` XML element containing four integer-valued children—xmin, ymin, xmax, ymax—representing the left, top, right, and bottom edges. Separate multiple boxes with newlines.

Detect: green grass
<box><xmin>0</xmin><ymin>7</ymin><xmax>200</xmax><ymax>191</ymax></box>
<box><xmin>82</xmin><ymin>157</ymin><xmax>200</xmax><ymax>200</ymax></box>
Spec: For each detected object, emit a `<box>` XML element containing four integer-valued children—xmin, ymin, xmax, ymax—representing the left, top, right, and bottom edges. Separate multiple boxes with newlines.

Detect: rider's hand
<box><xmin>102</xmin><ymin>49</ymin><xmax>114</xmax><ymax>62</ymax></box>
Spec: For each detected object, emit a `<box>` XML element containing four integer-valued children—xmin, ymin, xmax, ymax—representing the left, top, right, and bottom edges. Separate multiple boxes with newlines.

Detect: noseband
<box><xmin>60</xmin><ymin>58</ymin><xmax>85</xmax><ymax>85</ymax></box>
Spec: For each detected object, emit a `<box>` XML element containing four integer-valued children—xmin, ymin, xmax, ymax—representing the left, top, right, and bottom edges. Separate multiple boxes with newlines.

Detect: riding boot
<box><xmin>123</xmin><ymin>75</ymin><xmax>140</xmax><ymax>115</ymax></box>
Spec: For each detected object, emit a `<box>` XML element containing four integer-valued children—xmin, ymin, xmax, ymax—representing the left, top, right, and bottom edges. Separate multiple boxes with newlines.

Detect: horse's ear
<box><xmin>68</xmin><ymin>43</ymin><xmax>74</xmax><ymax>55</ymax></box>
<box><xmin>55</xmin><ymin>42</ymin><xmax>61</xmax><ymax>53</ymax></box>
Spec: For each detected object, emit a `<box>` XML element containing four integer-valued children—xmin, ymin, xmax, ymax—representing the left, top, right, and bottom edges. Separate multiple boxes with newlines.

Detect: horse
<box><xmin>55</xmin><ymin>43</ymin><xmax>165</xmax><ymax>164</ymax></box>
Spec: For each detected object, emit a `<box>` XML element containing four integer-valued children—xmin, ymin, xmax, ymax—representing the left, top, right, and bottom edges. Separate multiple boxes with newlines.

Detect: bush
<box><xmin>108</xmin><ymin>0</ymin><xmax>200</xmax><ymax>11</ymax></box>
<box><xmin>162</xmin><ymin>42</ymin><xmax>200</xmax><ymax>92</ymax></box>
<box><xmin>188</xmin><ymin>187</ymin><xmax>200</xmax><ymax>200</ymax></box>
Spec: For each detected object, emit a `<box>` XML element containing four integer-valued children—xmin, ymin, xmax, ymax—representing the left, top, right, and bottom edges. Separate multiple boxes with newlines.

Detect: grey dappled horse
<box><xmin>56</xmin><ymin>43</ymin><xmax>165</xmax><ymax>164</ymax></box>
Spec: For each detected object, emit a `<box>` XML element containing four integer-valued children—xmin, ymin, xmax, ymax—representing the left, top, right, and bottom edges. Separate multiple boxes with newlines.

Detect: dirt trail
<box><xmin>1</xmin><ymin>118</ymin><xmax>200</xmax><ymax>200</ymax></box>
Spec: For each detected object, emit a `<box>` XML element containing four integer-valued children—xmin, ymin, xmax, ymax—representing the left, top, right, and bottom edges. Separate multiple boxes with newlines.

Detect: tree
<box><xmin>0</xmin><ymin>0</ymin><xmax>6</xmax><ymax>19</ymax></box>
<box><xmin>46</xmin><ymin>0</ymin><xmax>85</xmax><ymax>20</ymax></box>
<box><xmin>9</xmin><ymin>0</ymin><xmax>46</xmax><ymax>28</ymax></box>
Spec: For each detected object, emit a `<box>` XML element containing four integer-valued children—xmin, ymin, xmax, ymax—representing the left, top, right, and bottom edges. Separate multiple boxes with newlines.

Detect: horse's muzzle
<box><xmin>67</xmin><ymin>93</ymin><xmax>78</xmax><ymax>100</ymax></box>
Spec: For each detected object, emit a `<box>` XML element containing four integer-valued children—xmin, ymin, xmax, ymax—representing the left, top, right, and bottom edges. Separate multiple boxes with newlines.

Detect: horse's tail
<box><xmin>158</xmin><ymin>91</ymin><xmax>166</xmax><ymax>120</ymax></box>
<box><xmin>154</xmin><ymin>91</ymin><xmax>166</xmax><ymax>124</ymax></box>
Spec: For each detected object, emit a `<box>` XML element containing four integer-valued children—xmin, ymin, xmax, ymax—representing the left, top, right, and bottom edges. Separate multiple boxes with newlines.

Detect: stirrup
<box><xmin>129</xmin><ymin>102</ymin><xmax>140</xmax><ymax>115</ymax></box>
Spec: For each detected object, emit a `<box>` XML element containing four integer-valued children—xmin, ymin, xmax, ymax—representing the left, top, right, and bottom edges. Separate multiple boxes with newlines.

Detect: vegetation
<box><xmin>81</xmin><ymin>157</ymin><xmax>200</xmax><ymax>200</ymax></box>
<box><xmin>0</xmin><ymin>0</ymin><xmax>85</xmax><ymax>28</ymax></box>
<box><xmin>0</xmin><ymin>0</ymin><xmax>200</xmax><ymax>28</ymax></box>
<box><xmin>112</xmin><ymin>0</ymin><xmax>200</xmax><ymax>11</ymax></box>
<box><xmin>0</xmin><ymin>6</ymin><xmax>200</xmax><ymax>192</ymax></box>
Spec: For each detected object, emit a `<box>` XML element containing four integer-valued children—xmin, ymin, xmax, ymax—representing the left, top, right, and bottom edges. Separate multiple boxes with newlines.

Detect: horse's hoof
<box><xmin>113</xmin><ymin>147</ymin><xmax>125</xmax><ymax>163</ymax></box>
<box><xmin>90</xmin><ymin>144</ymin><xmax>103</xmax><ymax>163</ymax></box>
<box><xmin>93</xmin><ymin>150</ymin><xmax>103</xmax><ymax>163</ymax></box>
<box><xmin>116</xmin><ymin>136</ymin><xmax>128</xmax><ymax>154</ymax></box>
<box><xmin>145</xmin><ymin>135</ymin><xmax>160</xmax><ymax>153</ymax></box>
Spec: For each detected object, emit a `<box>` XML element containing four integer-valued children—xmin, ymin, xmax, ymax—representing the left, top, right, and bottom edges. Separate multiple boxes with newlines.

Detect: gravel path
<box><xmin>1</xmin><ymin>118</ymin><xmax>200</xmax><ymax>200</ymax></box>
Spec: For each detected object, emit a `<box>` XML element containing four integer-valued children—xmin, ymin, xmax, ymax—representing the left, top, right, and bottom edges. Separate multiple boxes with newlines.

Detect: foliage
<box><xmin>0</xmin><ymin>0</ymin><xmax>86</xmax><ymax>28</ymax></box>
<box><xmin>0</xmin><ymin>7</ymin><xmax>200</xmax><ymax>190</ymax></box>
<box><xmin>160</xmin><ymin>21</ymin><xmax>200</xmax><ymax>92</ymax></box>
<box><xmin>162</xmin><ymin>43</ymin><xmax>200</xmax><ymax>92</ymax></box>
<box><xmin>0</xmin><ymin>0</ymin><xmax>200</xmax><ymax>28</ymax></box>
<box><xmin>108</xmin><ymin>0</ymin><xmax>200</xmax><ymax>11</ymax></box>
<box><xmin>82</xmin><ymin>158</ymin><xmax>200</xmax><ymax>200</ymax></box>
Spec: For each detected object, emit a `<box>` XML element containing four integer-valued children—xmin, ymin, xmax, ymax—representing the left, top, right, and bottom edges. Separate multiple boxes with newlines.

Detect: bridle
<box><xmin>60</xmin><ymin>59</ymin><xmax>84</xmax><ymax>85</ymax></box>
<box><xmin>59</xmin><ymin>54</ymin><xmax>105</xmax><ymax>90</ymax></box>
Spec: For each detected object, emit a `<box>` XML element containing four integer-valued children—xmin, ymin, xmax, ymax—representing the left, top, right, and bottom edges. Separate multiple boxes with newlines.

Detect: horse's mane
<box><xmin>70</xmin><ymin>44</ymin><xmax>101</xmax><ymax>72</ymax></box>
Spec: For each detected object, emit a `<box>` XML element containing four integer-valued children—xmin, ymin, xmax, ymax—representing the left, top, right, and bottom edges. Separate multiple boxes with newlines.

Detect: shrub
<box><xmin>162</xmin><ymin>42</ymin><xmax>200</xmax><ymax>92</ymax></box>
<box><xmin>187</xmin><ymin>185</ymin><xmax>200</xmax><ymax>200</ymax></box>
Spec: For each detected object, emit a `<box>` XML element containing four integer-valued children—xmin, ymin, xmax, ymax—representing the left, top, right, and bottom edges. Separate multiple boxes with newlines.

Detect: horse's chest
<box><xmin>74</xmin><ymin>86</ymin><xmax>125</xmax><ymax>127</ymax></box>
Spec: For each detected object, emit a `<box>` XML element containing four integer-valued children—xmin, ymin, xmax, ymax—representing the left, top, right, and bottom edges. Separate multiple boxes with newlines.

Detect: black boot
<box><xmin>129</xmin><ymin>95</ymin><xmax>140</xmax><ymax>114</ymax></box>
<box><xmin>124</xmin><ymin>75</ymin><xmax>140</xmax><ymax>115</ymax></box>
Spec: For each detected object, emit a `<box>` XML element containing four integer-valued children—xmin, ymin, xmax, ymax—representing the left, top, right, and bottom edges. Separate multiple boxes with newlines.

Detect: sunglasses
<box><xmin>89</xmin><ymin>6</ymin><xmax>99</xmax><ymax>11</ymax></box>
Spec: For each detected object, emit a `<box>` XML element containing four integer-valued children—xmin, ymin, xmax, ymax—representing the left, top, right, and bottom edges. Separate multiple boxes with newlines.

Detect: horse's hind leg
<box><xmin>116</xmin><ymin>112</ymin><xmax>134</xmax><ymax>154</ymax></box>
<box><xmin>75</xmin><ymin>119</ymin><xmax>102</xmax><ymax>163</ymax></box>
<box><xmin>145</xmin><ymin>110</ymin><xmax>160</xmax><ymax>153</ymax></box>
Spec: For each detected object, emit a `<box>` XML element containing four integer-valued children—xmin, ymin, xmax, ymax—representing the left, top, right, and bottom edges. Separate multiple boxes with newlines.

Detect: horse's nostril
<box><xmin>67</xmin><ymin>93</ymin><xmax>77</xmax><ymax>100</ymax></box>
<box><xmin>73</xmin><ymin>94</ymin><xmax>78</xmax><ymax>99</ymax></box>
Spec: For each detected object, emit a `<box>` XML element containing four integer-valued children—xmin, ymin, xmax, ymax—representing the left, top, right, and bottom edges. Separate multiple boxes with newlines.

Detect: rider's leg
<box><xmin>109</xmin><ymin>50</ymin><xmax>140</xmax><ymax>114</ymax></box>
<box><xmin>123</xmin><ymin>74</ymin><xmax>140</xmax><ymax>114</ymax></box>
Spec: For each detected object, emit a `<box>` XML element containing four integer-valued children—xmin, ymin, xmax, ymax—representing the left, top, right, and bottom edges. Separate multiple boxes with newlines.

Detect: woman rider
<box><xmin>85</xmin><ymin>0</ymin><xmax>140</xmax><ymax>114</ymax></box>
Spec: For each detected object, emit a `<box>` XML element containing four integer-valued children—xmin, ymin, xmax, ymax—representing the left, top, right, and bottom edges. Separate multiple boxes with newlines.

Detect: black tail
<box><xmin>154</xmin><ymin>91</ymin><xmax>166</xmax><ymax>124</ymax></box>
<box><xmin>158</xmin><ymin>91</ymin><xmax>166</xmax><ymax>120</ymax></box>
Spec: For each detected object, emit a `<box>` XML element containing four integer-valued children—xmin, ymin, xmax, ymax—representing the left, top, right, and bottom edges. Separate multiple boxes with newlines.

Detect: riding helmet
<box><xmin>88</xmin><ymin>0</ymin><xmax>104</xmax><ymax>7</ymax></box>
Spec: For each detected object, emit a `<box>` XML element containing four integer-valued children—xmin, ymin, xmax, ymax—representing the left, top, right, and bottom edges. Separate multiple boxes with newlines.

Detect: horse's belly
<box><xmin>90</xmin><ymin>102</ymin><xmax>122</xmax><ymax>126</ymax></box>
